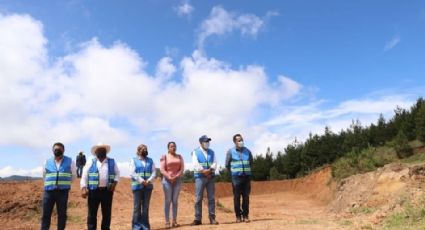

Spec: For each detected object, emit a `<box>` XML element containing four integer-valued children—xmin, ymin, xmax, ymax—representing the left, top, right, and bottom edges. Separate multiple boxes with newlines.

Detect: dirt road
<box><xmin>0</xmin><ymin>167</ymin><xmax>346</xmax><ymax>229</ymax></box>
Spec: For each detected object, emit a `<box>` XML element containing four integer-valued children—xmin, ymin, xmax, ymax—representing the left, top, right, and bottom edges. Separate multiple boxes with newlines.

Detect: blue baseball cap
<box><xmin>199</xmin><ymin>135</ymin><xmax>212</xmax><ymax>143</ymax></box>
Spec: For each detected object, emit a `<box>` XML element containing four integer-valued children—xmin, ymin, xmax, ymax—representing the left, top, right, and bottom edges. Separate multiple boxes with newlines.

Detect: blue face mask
<box><xmin>237</xmin><ymin>141</ymin><xmax>244</xmax><ymax>148</ymax></box>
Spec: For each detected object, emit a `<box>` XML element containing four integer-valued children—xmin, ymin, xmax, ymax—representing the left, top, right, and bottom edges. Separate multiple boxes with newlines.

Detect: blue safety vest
<box><xmin>230</xmin><ymin>147</ymin><xmax>252</xmax><ymax>176</ymax></box>
<box><xmin>44</xmin><ymin>156</ymin><xmax>72</xmax><ymax>191</ymax></box>
<box><xmin>194</xmin><ymin>147</ymin><xmax>215</xmax><ymax>178</ymax></box>
<box><xmin>88</xmin><ymin>158</ymin><xmax>116</xmax><ymax>190</ymax></box>
<box><xmin>131</xmin><ymin>157</ymin><xmax>154</xmax><ymax>190</ymax></box>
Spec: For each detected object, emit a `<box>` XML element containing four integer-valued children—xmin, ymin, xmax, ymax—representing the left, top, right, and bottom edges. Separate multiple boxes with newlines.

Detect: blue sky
<box><xmin>0</xmin><ymin>1</ymin><xmax>424</xmax><ymax>177</ymax></box>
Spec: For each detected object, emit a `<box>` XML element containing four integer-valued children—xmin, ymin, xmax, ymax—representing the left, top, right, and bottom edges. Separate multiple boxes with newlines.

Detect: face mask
<box><xmin>237</xmin><ymin>141</ymin><xmax>244</xmax><ymax>148</ymax></box>
<box><xmin>202</xmin><ymin>142</ymin><xmax>210</xmax><ymax>149</ymax></box>
<box><xmin>54</xmin><ymin>149</ymin><xmax>63</xmax><ymax>157</ymax></box>
<box><xmin>96</xmin><ymin>149</ymin><xmax>107</xmax><ymax>160</ymax></box>
<box><xmin>141</xmin><ymin>150</ymin><xmax>148</xmax><ymax>157</ymax></box>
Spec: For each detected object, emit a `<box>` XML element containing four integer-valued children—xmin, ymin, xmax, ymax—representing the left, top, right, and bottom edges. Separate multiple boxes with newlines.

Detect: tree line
<box><xmin>159</xmin><ymin>98</ymin><xmax>425</xmax><ymax>182</ymax></box>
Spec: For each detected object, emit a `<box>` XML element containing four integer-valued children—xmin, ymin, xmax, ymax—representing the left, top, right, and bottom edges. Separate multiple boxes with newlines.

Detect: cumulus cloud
<box><xmin>252</xmin><ymin>94</ymin><xmax>415</xmax><ymax>154</ymax></box>
<box><xmin>175</xmin><ymin>1</ymin><xmax>194</xmax><ymax>17</ymax></box>
<box><xmin>155</xmin><ymin>57</ymin><xmax>176</xmax><ymax>80</ymax></box>
<box><xmin>0</xmin><ymin>12</ymin><xmax>300</xmax><ymax>162</ymax></box>
<box><xmin>197</xmin><ymin>6</ymin><xmax>277</xmax><ymax>50</ymax></box>
<box><xmin>384</xmin><ymin>34</ymin><xmax>400</xmax><ymax>51</ymax></box>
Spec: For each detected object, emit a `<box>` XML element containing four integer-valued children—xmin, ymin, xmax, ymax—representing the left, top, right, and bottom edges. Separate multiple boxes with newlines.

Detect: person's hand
<box><xmin>143</xmin><ymin>180</ymin><xmax>150</xmax><ymax>186</ymax></box>
<box><xmin>138</xmin><ymin>178</ymin><xmax>145</xmax><ymax>184</ymax></box>
<box><xmin>109</xmin><ymin>183</ymin><xmax>117</xmax><ymax>192</ymax></box>
<box><xmin>202</xmin><ymin>169</ymin><xmax>211</xmax><ymax>176</ymax></box>
<box><xmin>81</xmin><ymin>187</ymin><xmax>88</xmax><ymax>199</ymax></box>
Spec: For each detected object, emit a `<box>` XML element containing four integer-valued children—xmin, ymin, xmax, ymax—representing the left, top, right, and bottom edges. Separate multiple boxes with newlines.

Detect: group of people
<box><xmin>41</xmin><ymin>134</ymin><xmax>253</xmax><ymax>230</ymax></box>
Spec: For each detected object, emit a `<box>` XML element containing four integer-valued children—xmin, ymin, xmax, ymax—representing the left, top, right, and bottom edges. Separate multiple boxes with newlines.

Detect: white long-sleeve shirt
<box><xmin>43</xmin><ymin>157</ymin><xmax>77</xmax><ymax>180</ymax></box>
<box><xmin>80</xmin><ymin>157</ymin><xmax>120</xmax><ymax>189</ymax></box>
<box><xmin>129</xmin><ymin>157</ymin><xmax>156</xmax><ymax>183</ymax></box>
<box><xmin>192</xmin><ymin>146</ymin><xmax>217</xmax><ymax>171</ymax></box>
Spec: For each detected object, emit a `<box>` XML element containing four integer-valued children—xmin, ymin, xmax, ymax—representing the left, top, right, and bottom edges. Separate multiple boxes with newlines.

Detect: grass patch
<box><xmin>361</xmin><ymin>225</ymin><xmax>374</xmax><ymax>230</ymax></box>
<box><xmin>383</xmin><ymin>197</ymin><xmax>425</xmax><ymax>230</ymax></box>
<box><xmin>68</xmin><ymin>215</ymin><xmax>83</xmax><ymax>223</ymax></box>
<box><xmin>351</xmin><ymin>207</ymin><xmax>377</xmax><ymax>215</ymax></box>
<box><xmin>401</xmin><ymin>153</ymin><xmax>425</xmax><ymax>164</ymax></box>
<box><xmin>409</xmin><ymin>140</ymin><xmax>424</xmax><ymax>149</ymax></box>
<box><xmin>338</xmin><ymin>220</ymin><xmax>353</xmax><ymax>226</ymax></box>
<box><xmin>332</xmin><ymin>146</ymin><xmax>397</xmax><ymax>180</ymax></box>
<box><xmin>295</xmin><ymin>219</ymin><xmax>320</xmax><ymax>225</ymax></box>
<box><xmin>216</xmin><ymin>200</ymin><xmax>232</xmax><ymax>213</ymax></box>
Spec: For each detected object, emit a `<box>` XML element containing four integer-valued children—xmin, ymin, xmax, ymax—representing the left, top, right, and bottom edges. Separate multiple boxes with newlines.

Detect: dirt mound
<box><xmin>182</xmin><ymin>166</ymin><xmax>334</xmax><ymax>204</ymax></box>
<box><xmin>329</xmin><ymin>163</ymin><xmax>425</xmax><ymax>227</ymax></box>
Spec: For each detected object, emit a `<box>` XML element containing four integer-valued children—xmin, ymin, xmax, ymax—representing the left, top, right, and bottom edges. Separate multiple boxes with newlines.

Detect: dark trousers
<box><xmin>87</xmin><ymin>189</ymin><xmax>114</xmax><ymax>230</ymax></box>
<box><xmin>41</xmin><ymin>189</ymin><xmax>69</xmax><ymax>230</ymax></box>
<box><xmin>232</xmin><ymin>176</ymin><xmax>251</xmax><ymax>218</ymax></box>
<box><xmin>132</xmin><ymin>187</ymin><xmax>153</xmax><ymax>230</ymax></box>
<box><xmin>76</xmin><ymin>166</ymin><xmax>83</xmax><ymax>178</ymax></box>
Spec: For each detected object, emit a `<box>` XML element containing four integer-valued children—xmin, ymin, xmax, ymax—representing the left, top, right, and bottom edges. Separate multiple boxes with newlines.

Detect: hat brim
<box><xmin>91</xmin><ymin>144</ymin><xmax>111</xmax><ymax>155</ymax></box>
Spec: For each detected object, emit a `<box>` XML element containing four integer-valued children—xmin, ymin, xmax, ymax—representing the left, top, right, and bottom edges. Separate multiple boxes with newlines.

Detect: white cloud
<box><xmin>175</xmin><ymin>1</ymin><xmax>194</xmax><ymax>17</ymax></box>
<box><xmin>0</xmin><ymin>12</ymin><xmax>300</xmax><ymax>161</ymax></box>
<box><xmin>155</xmin><ymin>56</ymin><xmax>176</xmax><ymax>80</ymax></box>
<box><xmin>0</xmin><ymin>166</ymin><xmax>43</xmax><ymax>177</ymax></box>
<box><xmin>197</xmin><ymin>6</ymin><xmax>277</xmax><ymax>50</ymax></box>
<box><xmin>253</xmin><ymin>94</ymin><xmax>416</xmax><ymax>154</ymax></box>
<box><xmin>384</xmin><ymin>34</ymin><xmax>400</xmax><ymax>51</ymax></box>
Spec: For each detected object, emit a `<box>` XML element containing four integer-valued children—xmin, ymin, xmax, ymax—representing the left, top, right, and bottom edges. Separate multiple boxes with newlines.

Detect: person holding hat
<box><xmin>225</xmin><ymin>134</ymin><xmax>253</xmax><ymax>223</ymax></box>
<box><xmin>41</xmin><ymin>142</ymin><xmax>76</xmax><ymax>230</ymax></box>
<box><xmin>130</xmin><ymin>144</ymin><xmax>156</xmax><ymax>230</ymax></box>
<box><xmin>80</xmin><ymin>143</ymin><xmax>120</xmax><ymax>230</ymax></box>
<box><xmin>191</xmin><ymin>135</ymin><xmax>219</xmax><ymax>225</ymax></box>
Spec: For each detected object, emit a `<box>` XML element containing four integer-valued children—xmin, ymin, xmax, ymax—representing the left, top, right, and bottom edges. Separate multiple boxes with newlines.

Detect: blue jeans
<box><xmin>194</xmin><ymin>177</ymin><xmax>216</xmax><ymax>221</ymax></box>
<box><xmin>232</xmin><ymin>176</ymin><xmax>251</xmax><ymax>218</ymax></box>
<box><xmin>132</xmin><ymin>185</ymin><xmax>153</xmax><ymax>230</ymax></box>
<box><xmin>41</xmin><ymin>189</ymin><xmax>69</xmax><ymax>230</ymax></box>
<box><xmin>162</xmin><ymin>178</ymin><xmax>182</xmax><ymax>223</ymax></box>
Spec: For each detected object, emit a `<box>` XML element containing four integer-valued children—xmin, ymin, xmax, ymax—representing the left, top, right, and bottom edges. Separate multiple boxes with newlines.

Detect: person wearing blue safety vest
<box><xmin>130</xmin><ymin>144</ymin><xmax>156</xmax><ymax>230</ymax></box>
<box><xmin>191</xmin><ymin>135</ymin><xmax>219</xmax><ymax>226</ymax></box>
<box><xmin>225</xmin><ymin>134</ymin><xmax>254</xmax><ymax>223</ymax></box>
<box><xmin>80</xmin><ymin>143</ymin><xmax>120</xmax><ymax>230</ymax></box>
<box><xmin>41</xmin><ymin>142</ymin><xmax>76</xmax><ymax>230</ymax></box>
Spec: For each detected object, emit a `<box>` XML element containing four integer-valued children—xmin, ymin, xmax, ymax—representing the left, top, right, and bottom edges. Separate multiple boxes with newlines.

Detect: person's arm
<box><xmin>114</xmin><ymin>161</ymin><xmax>120</xmax><ymax>183</ymax></box>
<box><xmin>160</xmin><ymin>155</ymin><xmax>171</xmax><ymax>180</ymax></box>
<box><xmin>225</xmin><ymin>149</ymin><xmax>232</xmax><ymax>171</ymax></box>
<box><xmin>80</xmin><ymin>160</ymin><xmax>91</xmax><ymax>189</ymax></box>
<box><xmin>70</xmin><ymin>160</ymin><xmax>77</xmax><ymax>180</ymax></box>
<box><xmin>175</xmin><ymin>155</ymin><xmax>185</xmax><ymax>178</ymax></box>
<box><xmin>129</xmin><ymin>158</ymin><xmax>144</xmax><ymax>183</ymax></box>
<box><xmin>248</xmin><ymin>149</ymin><xmax>254</xmax><ymax>168</ymax></box>
<box><xmin>147</xmin><ymin>162</ymin><xmax>156</xmax><ymax>183</ymax></box>
<box><xmin>210</xmin><ymin>151</ymin><xmax>217</xmax><ymax>170</ymax></box>
<box><xmin>192</xmin><ymin>150</ymin><xmax>203</xmax><ymax>171</ymax></box>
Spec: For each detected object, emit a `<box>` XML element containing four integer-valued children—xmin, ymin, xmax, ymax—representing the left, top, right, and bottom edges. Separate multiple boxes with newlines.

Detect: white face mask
<box><xmin>237</xmin><ymin>141</ymin><xmax>244</xmax><ymax>148</ymax></box>
<box><xmin>202</xmin><ymin>142</ymin><xmax>210</xmax><ymax>149</ymax></box>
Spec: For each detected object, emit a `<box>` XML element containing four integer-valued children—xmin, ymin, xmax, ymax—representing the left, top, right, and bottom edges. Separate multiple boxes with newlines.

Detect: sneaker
<box><xmin>210</xmin><ymin>218</ymin><xmax>219</xmax><ymax>225</ymax></box>
<box><xmin>165</xmin><ymin>222</ymin><xmax>171</xmax><ymax>229</ymax></box>
<box><xmin>191</xmin><ymin>220</ymin><xmax>202</xmax><ymax>225</ymax></box>
<box><xmin>243</xmin><ymin>217</ymin><xmax>251</xmax><ymax>223</ymax></box>
<box><xmin>236</xmin><ymin>217</ymin><xmax>242</xmax><ymax>223</ymax></box>
<box><xmin>172</xmin><ymin>221</ymin><xmax>180</xmax><ymax>227</ymax></box>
